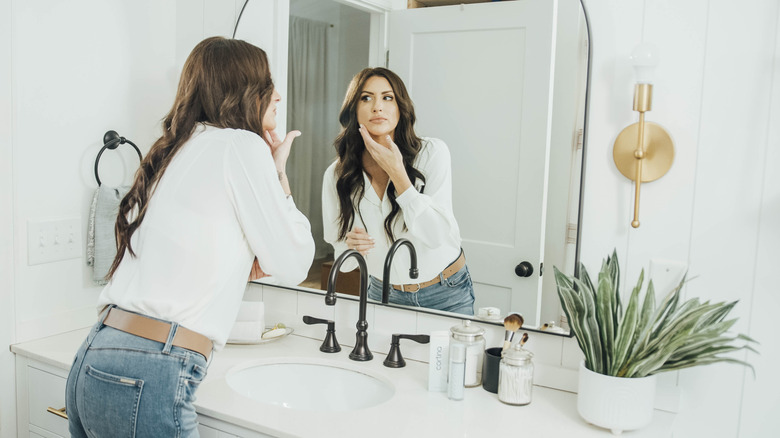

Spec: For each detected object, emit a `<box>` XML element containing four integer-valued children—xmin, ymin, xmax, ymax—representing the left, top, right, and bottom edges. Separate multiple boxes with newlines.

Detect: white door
<box><xmin>388</xmin><ymin>0</ymin><xmax>557</xmax><ymax>326</ymax></box>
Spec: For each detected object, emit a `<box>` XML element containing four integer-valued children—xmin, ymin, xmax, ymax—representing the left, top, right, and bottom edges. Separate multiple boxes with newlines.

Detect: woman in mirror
<box><xmin>322</xmin><ymin>67</ymin><xmax>474</xmax><ymax>315</ymax></box>
<box><xmin>65</xmin><ymin>37</ymin><xmax>314</xmax><ymax>437</ymax></box>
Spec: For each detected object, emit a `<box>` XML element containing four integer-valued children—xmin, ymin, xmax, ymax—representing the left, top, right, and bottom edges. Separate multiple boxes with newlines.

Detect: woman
<box><xmin>322</xmin><ymin>67</ymin><xmax>474</xmax><ymax>315</ymax></box>
<box><xmin>65</xmin><ymin>37</ymin><xmax>314</xmax><ymax>437</ymax></box>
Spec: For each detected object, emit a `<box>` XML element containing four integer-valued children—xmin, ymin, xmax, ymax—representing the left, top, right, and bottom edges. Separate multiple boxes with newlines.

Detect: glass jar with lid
<box><xmin>498</xmin><ymin>344</ymin><xmax>534</xmax><ymax>405</ymax></box>
<box><xmin>449</xmin><ymin>320</ymin><xmax>485</xmax><ymax>387</ymax></box>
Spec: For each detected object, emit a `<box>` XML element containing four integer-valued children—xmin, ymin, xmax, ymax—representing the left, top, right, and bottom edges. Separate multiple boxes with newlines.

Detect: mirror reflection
<box><xmin>276</xmin><ymin>0</ymin><xmax>589</xmax><ymax>332</ymax></box>
<box><xmin>323</xmin><ymin>68</ymin><xmax>476</xmax><ymax>316</ymax></box>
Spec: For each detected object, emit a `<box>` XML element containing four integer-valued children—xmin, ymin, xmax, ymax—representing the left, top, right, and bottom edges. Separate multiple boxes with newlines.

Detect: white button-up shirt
<box><xmin>322</xmin><ymin>137</ymin><xmax>462</xmax><ymax>285</ymax></box>
<box><xmin>98</xmin><ymin>125</ymin><xmax>315</xmax><ymax>350</ymax></box>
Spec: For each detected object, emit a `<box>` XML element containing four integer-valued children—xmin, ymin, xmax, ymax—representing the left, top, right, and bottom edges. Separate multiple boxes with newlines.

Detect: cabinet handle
<box><xmin>46</xmin><ymin>406</ymin><xmax>68</xmax><ymax>420</ymax></box>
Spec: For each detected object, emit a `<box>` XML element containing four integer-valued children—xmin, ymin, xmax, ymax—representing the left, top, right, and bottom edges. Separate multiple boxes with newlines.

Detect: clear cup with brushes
<box><xmin>482</xmin><ymin>313</ymin><xmax>524</xmax><ymax>393</ymax></box>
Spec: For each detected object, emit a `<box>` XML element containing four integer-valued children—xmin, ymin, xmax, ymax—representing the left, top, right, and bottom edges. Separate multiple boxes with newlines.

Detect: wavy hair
<box><xmin>107</xmin><ymin>37</ymin><xmax>275</xmax><ymax>279</ymax></box>
<box><xmin>333</xmin><ymin>67</ymin><xmax>425</xmax><ymax>242</ymax></box>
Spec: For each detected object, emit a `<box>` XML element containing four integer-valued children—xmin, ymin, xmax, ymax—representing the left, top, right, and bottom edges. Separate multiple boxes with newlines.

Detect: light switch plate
<box><xmin>27</xmin><ymin>217</ymin><xmax>82</xmax><ymax>265</ymax></box>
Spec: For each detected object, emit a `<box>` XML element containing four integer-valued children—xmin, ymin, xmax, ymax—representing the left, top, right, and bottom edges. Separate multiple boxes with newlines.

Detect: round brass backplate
<box><xmin>613</xmin><ymin>122</ymin><xmax>675</xmax><ymax>182</ymax></box>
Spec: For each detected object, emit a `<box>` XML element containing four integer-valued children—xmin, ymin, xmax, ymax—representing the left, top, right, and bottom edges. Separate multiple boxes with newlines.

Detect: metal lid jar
<box><xmin>449</xmin><ymin>320</ymin><xmax>486</xmax><ymax>387</ymax></box>
<box><xmin>498</xmin><ymin>345</ymin><xmax>534</xmax><ymax>405</ymax></box>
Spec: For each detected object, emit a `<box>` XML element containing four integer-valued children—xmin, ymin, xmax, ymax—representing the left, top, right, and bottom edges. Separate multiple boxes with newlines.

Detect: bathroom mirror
<box><xmin>261</xmin><ymin>0</ymin><xmax>590</xmax><ymax>335</ymax></box>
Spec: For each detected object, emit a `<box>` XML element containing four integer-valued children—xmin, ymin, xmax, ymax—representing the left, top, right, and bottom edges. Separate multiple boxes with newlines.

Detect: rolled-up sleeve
<box><xmin>224</xmin><ymin>131</ymin><xmax>315</xmax><ymax>286</ymax></box>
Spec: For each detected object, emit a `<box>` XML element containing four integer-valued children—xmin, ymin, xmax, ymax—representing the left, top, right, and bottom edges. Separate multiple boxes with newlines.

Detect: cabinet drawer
<box><xmin>28</xmin><ymin>366</ymin><xmax>69</xmax><ymax>437</ymax></box>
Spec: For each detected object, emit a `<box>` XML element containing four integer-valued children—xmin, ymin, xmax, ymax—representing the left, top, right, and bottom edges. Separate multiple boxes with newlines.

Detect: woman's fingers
<box><xmin>283</xmin><ymin>130</ymin><xmax>302</xmax><ymax>145</ymax></box>
<box><xmin>359</xmin><ymin>125</ymin><xmax>403</xmax><ymax>175</ymax></box>
<box><xmin>264</xmin><ymin>129</ymin><xmax>302</xmax><ymax>169</ymax></box>
<box><xmin>346</xmin><ymin>227</ymin><xmax>374</xmax><ymax>255</ymax></box>
<box><xmin>248</xmin><ymin>257</ymin><xmax>269</xmax><ymax>281</ymax></box>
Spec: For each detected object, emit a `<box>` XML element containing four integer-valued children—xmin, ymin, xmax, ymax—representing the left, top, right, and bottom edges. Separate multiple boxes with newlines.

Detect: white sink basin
<box><xmin>225</xmin><ymin>358</ymin><xmax>395</xmax><ymax>412</ymax></box>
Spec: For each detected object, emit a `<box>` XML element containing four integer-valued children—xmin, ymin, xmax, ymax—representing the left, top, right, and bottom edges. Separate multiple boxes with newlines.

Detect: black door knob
<box><xmin>515</xmin><ymin>262</ymin><xmax>534</xmax><ymax>277</ymax></box>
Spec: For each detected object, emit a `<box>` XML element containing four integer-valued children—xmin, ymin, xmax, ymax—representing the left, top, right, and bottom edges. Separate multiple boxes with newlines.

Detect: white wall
<box><xmin>0</xmin><ymin>0</ymin><xmax>15</xmax><ymax>434</ymax></box>
<box><xmin>11</xmin><ymin>0</ymin><xmax>178</xmax><ymax>343</ymax></box>
<box><xmin>579</xmin><ymin>0</ymin><xmax>780</xmax><ymax>436</ymax></box>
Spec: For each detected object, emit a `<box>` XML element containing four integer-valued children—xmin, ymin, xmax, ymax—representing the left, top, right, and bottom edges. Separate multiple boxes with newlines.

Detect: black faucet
<box><xmin>326</xmin><ymin>249</ymin><xmax>372</xmax><ymax>361</ymax></box>
<box><xmin>382</xmin><ymin>238</ymin><xmax>419</xmax><ymax>303</ymax></box>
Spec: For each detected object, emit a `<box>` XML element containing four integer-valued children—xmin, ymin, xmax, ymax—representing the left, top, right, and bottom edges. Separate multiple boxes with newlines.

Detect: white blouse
<box><xmin>322</xmin><ymin>137</ymin><xmax>462</xmax><ymax>285</ymax></box>
<box><xmin>98</xmin><ymin>125</ymin><xmax>315</xmax><ymax>350</ymax></box>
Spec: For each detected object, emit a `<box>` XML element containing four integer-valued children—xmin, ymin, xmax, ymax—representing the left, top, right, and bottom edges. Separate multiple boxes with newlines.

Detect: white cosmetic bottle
<box><xmin>447</xmin><ymin>343</ymin><xmax>466</xmax><ymax>401</ymax></box>
<box><xmin>428</xmin><ymin>330</ymin><xmax>450</xmax><ymax>392</ymax></box>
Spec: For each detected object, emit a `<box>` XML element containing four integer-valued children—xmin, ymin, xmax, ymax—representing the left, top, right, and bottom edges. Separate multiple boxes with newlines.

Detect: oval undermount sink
<box><xmin>225</xmin><ymin>358</ymin><xmax>395</xmax><ymax>412</ymax></box>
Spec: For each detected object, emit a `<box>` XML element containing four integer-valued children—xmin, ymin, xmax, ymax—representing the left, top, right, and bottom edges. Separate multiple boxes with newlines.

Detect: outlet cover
<box><xmin>27</xmin><ymin>218</ymin><xmax>82</xmax><ymax>265</ymax></box>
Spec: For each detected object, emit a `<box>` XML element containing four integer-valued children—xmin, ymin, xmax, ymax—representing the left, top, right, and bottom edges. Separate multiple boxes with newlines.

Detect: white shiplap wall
<box><xmin>580</xmin><ymin>1</ymin><xmax>780</xmax><ymax>437</ymax></box>
<box><xmin>0</xmin><ymin>0</ymin><xmax>15</xmax><ymax>435</ymax></box>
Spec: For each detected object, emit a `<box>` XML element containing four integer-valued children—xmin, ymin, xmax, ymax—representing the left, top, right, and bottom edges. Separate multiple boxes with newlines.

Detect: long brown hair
<box><xmin>333</xmin><ymin>67</ymin><xmax>425</xmax><ymax>242</ymax></box>
<box><xmin>107</xmin><ymin>37</ymin><xmax>275</xmax><ymax>279</ymax></box>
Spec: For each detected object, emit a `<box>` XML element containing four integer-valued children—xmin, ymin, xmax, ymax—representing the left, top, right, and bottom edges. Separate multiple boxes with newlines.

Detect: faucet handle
<box><xmin>302</xmin><ymin>315</ymin><xmax>341</xmax><ymax>353</ymax></box>
<box><xmin>383</xmin><ymin>334</ymin><xmax>430</xmax><ymax>368</ymax></box>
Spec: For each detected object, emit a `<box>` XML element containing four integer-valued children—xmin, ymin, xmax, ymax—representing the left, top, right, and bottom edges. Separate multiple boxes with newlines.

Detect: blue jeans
<box><xmin>367</xmin><ymin>264</ymin><xmax>475</xmax><ymax>315</ymax></box>
<box><xmin>65</xmin><ymin>306</ymin><xmax>209</xmax><ymax>438</ymax></box>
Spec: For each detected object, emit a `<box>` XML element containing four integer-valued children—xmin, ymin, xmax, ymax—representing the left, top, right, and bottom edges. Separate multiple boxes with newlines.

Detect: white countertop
<box><xmin>11</xmin><ymin>328</ymin><xmax>675</xmax><ymax>438</ymax></box>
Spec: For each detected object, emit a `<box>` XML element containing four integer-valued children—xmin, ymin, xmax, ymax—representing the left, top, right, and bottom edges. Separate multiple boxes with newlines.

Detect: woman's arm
<box><xmin>225</xmin><ymin>130</ymin><xmax>315</xmax><ymax>286</ymax></box>
<box><xmin>394</xmin><ymin>138</ymin><xmax>461</xmax><ymax>249</ymax></box>
<box><xmin>321</xmin><ymin>163</ymin><xmax>362</xmax><ymax>272</ymax></box>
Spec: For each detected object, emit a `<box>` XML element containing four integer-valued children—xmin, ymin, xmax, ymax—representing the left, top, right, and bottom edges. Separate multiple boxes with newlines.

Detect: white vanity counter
<box><xmin>11</xmin><ymin>328</ymin><xmax>675</xmax><ymax>438</ymax></box>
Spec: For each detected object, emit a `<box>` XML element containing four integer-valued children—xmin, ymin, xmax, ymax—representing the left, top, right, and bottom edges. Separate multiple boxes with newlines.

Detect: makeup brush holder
<box><xmin>482</xmin><ymin>347</ymin><xmax>503</xmax><ymax>393</ymax></box>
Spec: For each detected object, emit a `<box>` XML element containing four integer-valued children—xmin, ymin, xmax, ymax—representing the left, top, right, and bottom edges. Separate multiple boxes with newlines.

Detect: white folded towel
<box><xmin>235</xmin><ymin>301</ymin><xmax>265</xmax><ymax>322</ymax></box>
<box><xmin>228</xmin><ymin>321</ymin><xmax>266</xmax><ymax>343</ymax></box>
<box><xmin>228</xmin><ymin>301</ymin><xmax>265</xmax><ymax>343</ymax></box>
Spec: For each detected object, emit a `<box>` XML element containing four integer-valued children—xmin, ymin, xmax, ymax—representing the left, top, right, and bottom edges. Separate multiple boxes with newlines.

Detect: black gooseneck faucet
<box><xmin>326</xmin><ymin>249</ymin><xmax>372</xmax><ymax>361</ymax></box>
<box><xmin>382</xmin><ymin>238</ymin><xmax>419</xmax><ymax>304</ymax></box>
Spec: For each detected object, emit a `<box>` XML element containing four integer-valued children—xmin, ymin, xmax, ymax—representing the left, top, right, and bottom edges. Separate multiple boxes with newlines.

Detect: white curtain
<box><xmin>287</xmin><ymin>16</ymin><xmax>335</xmax><ymax>259</ymax></box>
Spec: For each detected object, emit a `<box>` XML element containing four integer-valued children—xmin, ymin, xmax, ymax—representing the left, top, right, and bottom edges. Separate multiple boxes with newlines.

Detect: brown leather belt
<box><xmin>103</xmin><ymin>307</ymin><xmax>213</xmax><ymax>361</ymax></box>
<box><xmin>392</xmin><ymin>250</ymin><xmax>466</xmax><ymax>293</ymax></box>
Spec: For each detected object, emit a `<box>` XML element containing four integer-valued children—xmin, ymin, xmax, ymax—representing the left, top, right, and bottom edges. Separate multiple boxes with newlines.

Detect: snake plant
<box><xmin>554</xmin><ymin>250</ymin><xmax>757</xmax><ymax>378</ymax></box>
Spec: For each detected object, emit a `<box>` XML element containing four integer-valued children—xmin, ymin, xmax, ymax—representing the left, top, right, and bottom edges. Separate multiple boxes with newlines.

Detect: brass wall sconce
<box><xmin>613</xmin><ymin>43</ymin><xmax>675</xmax><ymax>228</ymax></box>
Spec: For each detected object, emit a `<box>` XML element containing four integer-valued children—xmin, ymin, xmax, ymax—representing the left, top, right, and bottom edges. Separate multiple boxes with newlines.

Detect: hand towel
<box><xmin>228</xmin><ymin>301</ymin><xmax>265</xmax><ymax>343</ymax></box>
<box><xmin>87</xmin><ymin>185</ymin><xmax>130</xmax><ymax>285</ymax></box>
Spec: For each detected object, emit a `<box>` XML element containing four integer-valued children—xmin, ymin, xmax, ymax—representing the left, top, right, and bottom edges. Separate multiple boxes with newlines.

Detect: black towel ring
<box><xmin>94</xmin><ymin>130</ymin><xmax>142</xmax><ymax>186</ymax></box>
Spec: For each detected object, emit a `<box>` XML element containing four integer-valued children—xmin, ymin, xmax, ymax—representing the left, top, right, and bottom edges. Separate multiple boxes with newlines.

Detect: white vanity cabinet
<box><xmin>12</xmin><ymin>328</ymin><xmax>675</xmax><ymax>438</ymax></box>
<box><xmin>14</xmin><ymin>355</ymin><xmax>274</xmax><ymax>438</ymax></box>
<box><xmin>15</xmin><ymin>356</ymin><xmax>70</xmax><ymax>438</ymax></box>
<box><xmin>198</xmin><ymin>416</ymin><xmax>275</xmax><ymax>438</ymax></box>
<box><xmin>14</xmin><ymin>356</ymin><xmax>274</xmax><ymax>438</ymax></box>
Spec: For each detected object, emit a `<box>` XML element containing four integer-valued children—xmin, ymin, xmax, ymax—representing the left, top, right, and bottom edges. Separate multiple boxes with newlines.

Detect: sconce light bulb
<box><xmin>630</xmin><ymin>42</ymin><xmax>660</xmax><ymax>84</ymax></box>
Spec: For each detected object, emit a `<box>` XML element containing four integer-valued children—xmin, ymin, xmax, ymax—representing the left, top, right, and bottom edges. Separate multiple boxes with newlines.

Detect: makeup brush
<box><xmin>519</xmin><ymin>332</ymin><xmax>529</xmax><ymax>348</ymax></box>
<box><xmin>502</xmin><ymin>313</ymin><xmax>524</xmax><ymax>352</ymax></box>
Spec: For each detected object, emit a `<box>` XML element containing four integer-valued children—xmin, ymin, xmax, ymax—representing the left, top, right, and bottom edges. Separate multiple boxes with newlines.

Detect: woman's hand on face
<box><xmin>359</xmin><ymin>124</ymin><xmax>405</xmax><ymax>176</ymax></box>
<box><xmin>345</xmin><ymin>227</ymin><xmax>374</xmax><ymax>256</ymax></box>
<box><xmin>359</xmin><ymin>125</ymin><xmax>413</xmax><ymax>195</ymax></box>
<box><xmin>248</xmin><ymin>257</ymin><xmax>269</xmax><ymax>281</ymax></box>
<box><xmin>264</xmin><ymin>129</ymin><xmax>302</xmax><ymax>171</ymax></box>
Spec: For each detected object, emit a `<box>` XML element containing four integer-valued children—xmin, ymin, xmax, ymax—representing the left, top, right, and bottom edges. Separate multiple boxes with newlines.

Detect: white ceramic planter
<box><xmin>577</xmin><ymin>361</ymin><xmax>657</xmax><ymax>435</ymax></box>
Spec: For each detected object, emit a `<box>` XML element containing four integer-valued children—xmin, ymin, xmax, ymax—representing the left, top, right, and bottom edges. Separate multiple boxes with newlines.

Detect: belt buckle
<box><xmin>402</xmin><ymin>283</ymin><xmax>421</xmax><ymax>293</ymax></box>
